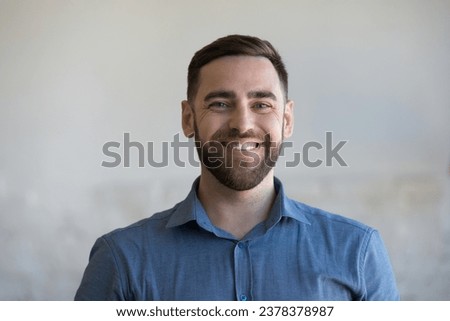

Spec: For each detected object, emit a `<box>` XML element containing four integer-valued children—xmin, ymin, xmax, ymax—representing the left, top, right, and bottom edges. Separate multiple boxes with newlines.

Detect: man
<box><xmin>75</xmin><ymin>35</ymin><xmax>399</xmax><ymax>300</ymax></box>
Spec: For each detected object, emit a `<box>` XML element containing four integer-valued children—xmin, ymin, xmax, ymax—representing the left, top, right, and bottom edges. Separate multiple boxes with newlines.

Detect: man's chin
<box><xmin>206</xmin><ymin>166</ymin><xmax>272</xmax><ymax>191</ymax></box>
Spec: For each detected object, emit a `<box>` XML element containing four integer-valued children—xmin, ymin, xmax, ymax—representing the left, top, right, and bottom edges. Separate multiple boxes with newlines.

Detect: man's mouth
<box><xmin>221</xmin><ymin>141</ymin><xmax>261</xmax><ymax>151</ymax></box>
<box><xmin>239</xmin><ymin>142</ymin><xmax>260</xmax><ymax>151</ymax></box>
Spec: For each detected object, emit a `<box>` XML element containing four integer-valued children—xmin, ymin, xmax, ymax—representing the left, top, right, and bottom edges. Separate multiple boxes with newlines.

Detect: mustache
<box><xmin>210</xmin><ymin>128</ymin><xmax>270</xmax><ymax>142</ymax></box>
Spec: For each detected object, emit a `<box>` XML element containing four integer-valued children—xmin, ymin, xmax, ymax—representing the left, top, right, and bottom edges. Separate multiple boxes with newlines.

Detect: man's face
<box><xmin>182</xmin><ymin>55</ymin><xmax>293</xmax><ymax>191</ymax></box>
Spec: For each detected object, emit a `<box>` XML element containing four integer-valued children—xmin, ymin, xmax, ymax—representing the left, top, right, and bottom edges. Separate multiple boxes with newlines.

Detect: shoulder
<box><xmin>305</xmin><ymin>202</ymin><xmax>369</xmax><ymax>231</ymax></box>
<box><xmin>100</xmin><ymin>201</ymin><xmax>183</xmax><ymax>246</ymax></box>
<box><xmin>288</xmin><ymin>196</ymin><xmax>372</xmax><ymax>231</ymax></box>
<box><xmin>276</xmin><ymin>177</ymin><xmax>372</xmax><ymax>236</ymax></box>
<box><xmin>284</xmin><ymin>197</ymin><xmax>375</xmax><ymax>248</ymax></box>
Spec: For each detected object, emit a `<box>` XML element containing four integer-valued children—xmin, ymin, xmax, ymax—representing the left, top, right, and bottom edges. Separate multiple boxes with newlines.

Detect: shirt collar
<box><xmin>165</xmin><ymin>177</ymin><xmax>202</xmax><ymax>228</ymax></box>
<box><xmin>165</xmin><ymin>176</ymin><xmax>310</xmax><ymax>230</ymax></box>
<box><xmin>263</xmin><ymin>177</ymin><xmax>311</xmax><ymax>230</ymax></box>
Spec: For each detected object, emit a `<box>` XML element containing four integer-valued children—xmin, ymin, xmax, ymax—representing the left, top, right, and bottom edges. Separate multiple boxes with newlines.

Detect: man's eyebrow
<box><xmin>204</xmin><ymin>90</ymin><xmax>236</xmax><ymax>101</ymax></box>
<box><xmin>247</xmin><ymin>90</ymin><xmax>277</xmax><ymax>101</ymax></box>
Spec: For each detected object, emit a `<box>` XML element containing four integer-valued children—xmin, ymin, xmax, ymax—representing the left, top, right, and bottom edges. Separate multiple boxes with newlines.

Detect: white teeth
<box><xmin>222</xmin><ymin>141</ymin><xmax>261</xmax><ymax>151</ymax></box>
<box><xmin>234</xmin><ymin>142</ymin><xmax>259</xmax><ymax>151</ymax></box>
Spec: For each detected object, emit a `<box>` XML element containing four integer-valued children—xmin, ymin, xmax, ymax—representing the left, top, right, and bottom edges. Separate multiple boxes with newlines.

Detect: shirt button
<box><xmin>237</xmin><ymin>242</ymin><xmax>247</xmax><ymax>249</ymax></box>
<box><xmin>240</xmin><ymin>294</ymin><xmax>248</xmax><ymax>301</ymax></box>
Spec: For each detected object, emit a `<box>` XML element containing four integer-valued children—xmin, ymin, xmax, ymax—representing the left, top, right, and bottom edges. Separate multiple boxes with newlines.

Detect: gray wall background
<box><xmin>1</xmin><ymin>0</ymin><xmax>449</xmax><ymax>300</ymax></box>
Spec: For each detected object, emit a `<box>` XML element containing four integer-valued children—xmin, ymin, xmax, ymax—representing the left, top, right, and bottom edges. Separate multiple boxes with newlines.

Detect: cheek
<box><xmin>259</xmin><ymin>115</ymin><xmax>284</xmax><ymax>138</ymax></box>
<box><xmin>195</xmin><ymin>115</ymin><xmax>227</xmax><ymax>139</ymax></box>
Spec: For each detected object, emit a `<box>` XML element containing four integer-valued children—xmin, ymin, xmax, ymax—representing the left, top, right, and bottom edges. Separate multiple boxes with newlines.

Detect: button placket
<box><xmin>234</xmin><ymin>241</ymin><xmax>252</xmax><ymax>301</ymax></box>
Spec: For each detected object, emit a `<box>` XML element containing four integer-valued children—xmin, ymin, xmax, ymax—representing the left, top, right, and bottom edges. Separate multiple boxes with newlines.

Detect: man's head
<box><xmin>182</xmin><ymin>35</ymin><xmax>294</xmax><ymax>191</ymax></box>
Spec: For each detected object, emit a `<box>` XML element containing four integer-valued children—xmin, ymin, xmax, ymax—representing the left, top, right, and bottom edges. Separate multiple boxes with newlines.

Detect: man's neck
<box><xmin>197</xmin><ymin>169</ymin><xmax>276</xmax><ymax>240</ymax></box>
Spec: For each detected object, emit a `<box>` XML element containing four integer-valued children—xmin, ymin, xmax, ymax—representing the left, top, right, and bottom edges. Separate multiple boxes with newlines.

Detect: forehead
<box><xmin>196</xmin><ymin>56</ymin><xmax>283</xmax><ymax>98</ymax></box>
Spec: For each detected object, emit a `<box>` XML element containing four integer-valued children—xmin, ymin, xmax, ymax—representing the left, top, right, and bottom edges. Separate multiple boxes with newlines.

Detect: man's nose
<box><xmin>228</xmin><ymin>105</ymin><xmax>254</xmax><ymax>134</ymax></box>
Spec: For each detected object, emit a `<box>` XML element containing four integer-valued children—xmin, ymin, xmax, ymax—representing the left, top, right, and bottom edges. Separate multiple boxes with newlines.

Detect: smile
<box><xmin>221</xmin><ymin>141</ymin><xmax>261</xmax><ymax>151</ymax></box>
<box><xmin>238</xmin><ymin>142</ymin><xmax>260</xmax><ymax>151</ymax></box>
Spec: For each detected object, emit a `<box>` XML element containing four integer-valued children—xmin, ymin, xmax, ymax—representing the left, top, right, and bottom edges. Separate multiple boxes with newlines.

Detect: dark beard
<box><xmin>194</xmin><ymin>124</ymin><xmax>281</xmax><ymax>191</ymax></box>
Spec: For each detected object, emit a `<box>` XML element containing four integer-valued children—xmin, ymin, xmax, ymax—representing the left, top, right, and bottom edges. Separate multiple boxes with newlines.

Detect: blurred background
<box><xmin>0</xmin><ymin>0</ymin><xmax>449</xmax><ymax>300</ymax></box>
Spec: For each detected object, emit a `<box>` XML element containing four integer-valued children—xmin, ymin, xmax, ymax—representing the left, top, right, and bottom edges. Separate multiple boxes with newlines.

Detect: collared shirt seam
<box><xmin>358</xmin><ymin>227</ymin><xmax>375</xmax><ymax>299</ymax></box>
<box><xmin>101</xmin><ymin>235</ymin><xmax>128</xmax><ymax>299</ymax></box>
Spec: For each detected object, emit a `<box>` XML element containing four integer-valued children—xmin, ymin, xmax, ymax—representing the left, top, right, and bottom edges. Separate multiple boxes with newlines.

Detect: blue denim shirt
<box><xmin>75</xmin><ymin>177</ymin><xmax>399</xmax><ymax>301</ymax></box>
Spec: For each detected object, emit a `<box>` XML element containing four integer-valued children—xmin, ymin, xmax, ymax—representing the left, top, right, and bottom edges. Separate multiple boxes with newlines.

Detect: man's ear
<box><xmin>181</xmin><ymin>100</ymin><xmax>195</xmax><ymax>138</ymax></box>
<box><xmin>283</xmin><ymin>100</ymin><xmax>294</xmax><ymax>139</ymax></box>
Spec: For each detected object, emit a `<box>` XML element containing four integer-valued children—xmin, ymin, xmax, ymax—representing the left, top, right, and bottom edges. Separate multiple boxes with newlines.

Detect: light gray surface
<box><xmin>1</xmin><ymin>0</ymin><xmax>449</xmax><ymax>300</ymax></box>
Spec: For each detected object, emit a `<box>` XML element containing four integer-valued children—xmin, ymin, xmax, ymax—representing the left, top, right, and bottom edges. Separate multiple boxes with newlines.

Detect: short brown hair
<box><xmin>187</xmin><ymin>34</ymin><xmax>288</xmax><ymax>103</ymax></box>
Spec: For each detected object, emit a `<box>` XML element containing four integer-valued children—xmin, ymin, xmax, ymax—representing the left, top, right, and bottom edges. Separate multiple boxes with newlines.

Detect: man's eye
<box><xmin>209</xmin><ymin>102</ymin><xmax>229</xmax><ymax>109</ymax></box>
<box><xmin>253</xmin><ymin>103</ymin><xmax>270</xmax><ymax>110</ymax></box>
